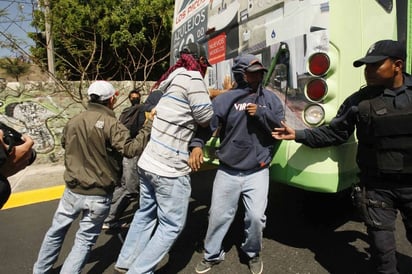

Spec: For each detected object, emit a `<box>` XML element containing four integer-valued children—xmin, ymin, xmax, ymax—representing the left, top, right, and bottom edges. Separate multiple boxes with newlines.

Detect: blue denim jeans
<box><xmin>115</xmin><ymin>168</ymin><xmax>191</xmax><ymax>274</ymax></box>
<box><xmin>203</xmin><ymin>167</ymin><xmax>269</xmax><ymax>261</ymax></box>
<box><xmin>33</xmin><ymin>188</ymin><xmax>111</xmax><ymax>274</ymax></box>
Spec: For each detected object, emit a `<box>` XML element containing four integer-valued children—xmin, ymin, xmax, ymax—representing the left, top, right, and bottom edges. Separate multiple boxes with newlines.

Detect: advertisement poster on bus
<box><xmin>172</xmin><ymin>0</ymin><xmax>330</xmax><ymax>129</ymax></box>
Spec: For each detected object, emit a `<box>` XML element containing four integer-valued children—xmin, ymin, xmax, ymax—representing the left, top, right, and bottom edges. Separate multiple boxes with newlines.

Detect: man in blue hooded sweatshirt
<box><xmin>189</xmin><ymin>54</ymin><xmax>284</xmax><ymax>274</ymax></box>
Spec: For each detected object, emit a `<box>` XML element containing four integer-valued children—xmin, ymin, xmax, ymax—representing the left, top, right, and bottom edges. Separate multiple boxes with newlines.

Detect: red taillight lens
<box><xmin>308</xmin><ymin>53</ymin><xmax>330</xmax><ymax>76</ymax></box>
<box><xmin>306</xmin><ymin>78</ymin><xmax>327</xmax><ymax>101</ymax></box>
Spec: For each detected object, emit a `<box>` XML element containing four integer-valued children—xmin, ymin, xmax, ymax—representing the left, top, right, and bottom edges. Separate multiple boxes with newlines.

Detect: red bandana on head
<box><xmin>151</xmin><ymin>53</ymin><xmax>207</xmax><ymax>91</ymax></box>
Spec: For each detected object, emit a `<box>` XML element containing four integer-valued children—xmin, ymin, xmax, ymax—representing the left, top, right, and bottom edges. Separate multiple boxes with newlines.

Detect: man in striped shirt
<box><xmin>114</xmin><ymin>42</ymin><xmax>213</xmax><ymax>274</ymax></box>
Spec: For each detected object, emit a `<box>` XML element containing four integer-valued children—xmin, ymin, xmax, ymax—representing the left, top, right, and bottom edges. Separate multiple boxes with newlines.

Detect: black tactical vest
<box><xmin>357</xmin><ymin>95</ymin><xmax>412</xmax><ymax>174</ymax></box>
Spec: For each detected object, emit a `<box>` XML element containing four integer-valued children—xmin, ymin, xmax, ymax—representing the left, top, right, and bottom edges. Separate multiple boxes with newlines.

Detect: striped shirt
<box><xmin>138</xmin><ymin>68</ymin><xmax>213</xmax><ymax>177</ymax></box>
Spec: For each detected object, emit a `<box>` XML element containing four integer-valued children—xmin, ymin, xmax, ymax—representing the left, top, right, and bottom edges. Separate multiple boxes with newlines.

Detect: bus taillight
<box><xmin>306</xmin><ymin>78</ymin><xmax>328</xmax><ymax>102</ymax></box>
<box><xmin>308</xmin><ymin>53</ymin><xmax>330</xmax><ymax>76</ymax></box>
<box><xmin>303</xmin><ymin>104</ymin><xmax>325</xmax><ymax>126</ymax></box>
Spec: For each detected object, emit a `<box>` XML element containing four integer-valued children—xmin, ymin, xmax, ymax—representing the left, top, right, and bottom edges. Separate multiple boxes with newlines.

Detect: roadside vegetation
<box><xmin>0</xmin><ymin>0</ymin><xmax>174</xmax><ymax>97</ymax></box>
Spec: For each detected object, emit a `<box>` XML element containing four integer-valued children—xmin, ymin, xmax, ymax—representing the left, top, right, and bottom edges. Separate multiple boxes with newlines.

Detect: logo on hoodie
<box><xmin>234</xmin><ymin>102</ymin><xmax>266</xmax><ymax>111</ymax></box>
<box><xmin>234</xmin><ymin>102</ymin><xmax>251</xmax><ymax>111</ymax></box>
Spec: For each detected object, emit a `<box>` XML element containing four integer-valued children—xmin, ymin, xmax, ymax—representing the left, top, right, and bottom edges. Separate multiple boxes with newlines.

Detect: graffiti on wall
<box><xmin>3</xmin><ymin>102</ymin><xmax>56</xmax><ymax>153</ymax></box>
<box><xmin>0</xmin><ymin>81</ymin><xmax>153</xmax><ymax>164</ymax></box>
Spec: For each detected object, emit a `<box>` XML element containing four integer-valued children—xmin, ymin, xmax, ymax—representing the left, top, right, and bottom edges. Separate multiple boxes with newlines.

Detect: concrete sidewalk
<box><xmin>8</xmin><ymin>163</ymin><xmax>65</xmax><ymax>193</ymax></box>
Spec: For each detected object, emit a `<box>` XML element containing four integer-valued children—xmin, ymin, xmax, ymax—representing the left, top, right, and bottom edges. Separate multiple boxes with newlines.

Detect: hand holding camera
<box><xmin>0</xmin><ymin>122</ymin><xmax>36</xmax><ymax>178</ymax></box>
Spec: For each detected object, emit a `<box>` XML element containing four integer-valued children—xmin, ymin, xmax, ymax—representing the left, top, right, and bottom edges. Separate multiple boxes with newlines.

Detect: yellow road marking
<box><xmin>3</xmin><ymin>185</ymin><xmax>65</xmax><ymax>210</ymax></box>
<box><xmin>1</xmin><ymin>164</ymin><xmax>217</xmax><ymax>210</ymax></box>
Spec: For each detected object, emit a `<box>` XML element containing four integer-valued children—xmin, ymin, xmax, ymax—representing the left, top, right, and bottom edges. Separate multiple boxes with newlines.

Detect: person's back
<box><xmin>139</xmin><ymin>67</ymin><xmax>213</xmax><ymax>176</ymax></box>
<box><xmin>102</xmin><ymin>88</ymin><xmax>149</xmax><ymax>230</ymax></box>
<box><xmin>34</xmin><ymin>81</ymin><xmax>152</xmax><ymax>274</ymax></box>
<box><xmin>63</xmin><ymin>102</ymin><xmax>127</xmax><ymax>194</ymax></box>
<box><xmin>114</xmin><ymin>42</ymin><xmax>213</xmax><ymax>274</ymax></box>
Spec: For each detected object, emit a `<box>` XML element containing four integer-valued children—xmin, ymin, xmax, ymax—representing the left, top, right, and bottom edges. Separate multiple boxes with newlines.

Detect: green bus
<box><xmin>171</xmin><ymin>0</ymin><xmax>412</xmax><ymax>192</ymax></box>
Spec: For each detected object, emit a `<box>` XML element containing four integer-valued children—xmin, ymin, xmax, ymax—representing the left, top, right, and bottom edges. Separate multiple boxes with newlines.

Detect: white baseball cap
<box><xmin>87</xmin><ymin>81</ymin><xmax>117</xmax><ymax>100</ymax></box>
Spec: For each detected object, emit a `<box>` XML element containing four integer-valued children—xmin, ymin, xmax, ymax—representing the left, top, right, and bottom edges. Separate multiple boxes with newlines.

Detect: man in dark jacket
<box><xmin>273</xmin><ymin>40</ymin><xmax>412</xmax><ymax>274</ymax></box>
<box><xmin>190</xmin><ymin>54</ymin><xmax>284</xmax><ymax>274</ymax></box>
<box><xmin>33</xmin><ymin>81</ymin><xmax>152</xmax><ymax>274</ymax></box>
<box><xmin>103</xmin><ymin>88</ymin><xmax>145</xmax><ymax>230</ymax></box>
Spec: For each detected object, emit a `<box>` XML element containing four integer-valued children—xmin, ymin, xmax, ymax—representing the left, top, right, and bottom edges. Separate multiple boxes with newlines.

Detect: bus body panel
<box><xmin>172</xmin><ymin>0</ymin><xmax>410</xmax><ymax>192</ymax></box>
<box><xmin>270</xmin><ymin>0</ymin><xmax>400</xmax><ymax>192</ymax></box>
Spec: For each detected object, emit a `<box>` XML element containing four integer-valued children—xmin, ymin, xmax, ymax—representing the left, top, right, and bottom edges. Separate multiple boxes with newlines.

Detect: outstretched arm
<box><xmin>272</xmin><ymin>121</ymin><xmax>296</xmax><ymax>140</ymax></box>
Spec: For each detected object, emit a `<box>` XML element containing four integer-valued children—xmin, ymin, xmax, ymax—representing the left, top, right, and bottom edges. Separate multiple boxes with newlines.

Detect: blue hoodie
<box><xmin>191</xmin><ymin>55</ymin><xmax>284</xmax><ymax>171</ymax></box>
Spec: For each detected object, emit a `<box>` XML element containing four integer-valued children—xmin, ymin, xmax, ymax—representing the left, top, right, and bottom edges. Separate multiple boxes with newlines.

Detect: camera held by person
<box><xmin>0</xmin><ymin>122</ymin><xmax>35</xmax><ymax>209</ymax></box>
<box><xmin>0</xmin><ymin>122</ymin><xmax>36</xmax><ymax>165</ymax></box>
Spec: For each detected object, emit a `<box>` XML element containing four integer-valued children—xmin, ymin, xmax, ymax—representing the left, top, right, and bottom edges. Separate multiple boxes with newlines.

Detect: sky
<box><xmin>0</xmin><ymin>0</ymin><xmax>36</xmax><ymax>58</ymax></box>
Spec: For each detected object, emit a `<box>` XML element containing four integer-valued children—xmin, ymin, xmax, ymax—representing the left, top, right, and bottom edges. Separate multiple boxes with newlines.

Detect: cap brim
<box><xmin>246</xmin><ymin>64</ymin><xmax>268</xmax><ymax>72</ymax></box>
<box><xmin>353</xmin><ymin>55</ymin><xmax>388</xmax><ymax>67</ymax></box>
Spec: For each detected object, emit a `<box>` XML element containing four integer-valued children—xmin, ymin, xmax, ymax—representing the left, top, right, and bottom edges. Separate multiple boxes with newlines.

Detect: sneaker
<box><xmin>113</xmin><ymin>265</ymin><xmax>128</xmax><ymax>273</ymax></box>
<box><xmin>248</xmin><ymin>256</ymin><xmax>263</xmax><ymax>274</ymax></box>
<box><xmin>102</xmin><ymin>222</ymin><xmax>129</xmax><ymax>230</ymax></box>
<box><xmin>119</xmin><ymin>222</ymin><xmax>130</xmax><ymax>229</ymax></box>
<box><xmin>195</xmin><ymin>259</ymin><xmax>220</xmax><ymax>273</ymax></box>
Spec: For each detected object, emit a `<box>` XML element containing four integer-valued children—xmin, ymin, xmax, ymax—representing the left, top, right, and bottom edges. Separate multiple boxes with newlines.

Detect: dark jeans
<box><xmin>104</xmin><ymin>156</ymin><xmax>139</xmax><ymax>224</ymax></box>
<box><xmin>361</xmin><ymin>174</ymin><xmax>412</xmax><ymax>274</ymax></box>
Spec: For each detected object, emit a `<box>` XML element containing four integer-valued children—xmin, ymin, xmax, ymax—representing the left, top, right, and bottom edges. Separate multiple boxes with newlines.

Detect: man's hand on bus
<box><xmin>222</xmin><ymin>75</ymin><xmax>235</xmax><ymax>90</ymax></box>
<box><xmin>209</xmin><ymin>75</ymin><xmax>235</xmax><ymax>99</ymax></box>
<box><xmin>188</xmin><ymin>147</ymin><xmax>204</xmax><ymax>172</ymax></box>
<box><xmin>272</xmin><ymin>121</ymin><xmax>296</xmax><ymax>140</ymax></box>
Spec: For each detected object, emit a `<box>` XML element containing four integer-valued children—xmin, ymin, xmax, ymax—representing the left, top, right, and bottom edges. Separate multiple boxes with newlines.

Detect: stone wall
<box><xmin>0</xmin><ymin>80</ymin><xmax>155</xmax><ymax>165</ymax></box>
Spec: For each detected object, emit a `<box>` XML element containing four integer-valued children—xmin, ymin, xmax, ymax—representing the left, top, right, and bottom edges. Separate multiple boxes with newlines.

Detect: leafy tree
<box><xmin>31</xmin><ymin>0</ymin><xmax>174</xmax><ymax>84</ymax></box>
<box><xmin>0</xmin><ymin>57</ymin><xmax>30</xmax><ymax>81</ymax></box>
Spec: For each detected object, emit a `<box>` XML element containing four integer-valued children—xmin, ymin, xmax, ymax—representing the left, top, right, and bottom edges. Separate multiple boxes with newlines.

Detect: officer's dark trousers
<box><xmin>363</xmin><ymin>176</ymin><xmax>412</xmax><ymax>274</ymax></box>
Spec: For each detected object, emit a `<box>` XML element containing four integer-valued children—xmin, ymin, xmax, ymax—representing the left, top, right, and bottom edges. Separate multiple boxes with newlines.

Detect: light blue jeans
<box><xmin>203</xmin><ymin>167</ymin><xmax>269</xmax><ymax>261</ymax></box>
<box><xmin>115</xmin><ymin>168</ymin><xmax>191</xmax><ymax>274</ymax></box>
<box><xmin>33</xmin><ymin>188</ymin><xmax>111</xmax><ymax>274</ymax></box>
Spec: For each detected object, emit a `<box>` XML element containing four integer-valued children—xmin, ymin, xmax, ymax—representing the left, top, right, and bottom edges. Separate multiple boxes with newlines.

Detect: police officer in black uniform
<box><xmin>272</xmin><ymin>39</ymin><xmax>412</xmax><ymax>274</ymax></box>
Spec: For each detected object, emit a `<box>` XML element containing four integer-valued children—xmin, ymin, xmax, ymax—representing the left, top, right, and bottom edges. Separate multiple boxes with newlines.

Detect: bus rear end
<box><xmin>171</xmin><ymin>0</ymin><xmax>411</xmax><ymax>193</ymax></box>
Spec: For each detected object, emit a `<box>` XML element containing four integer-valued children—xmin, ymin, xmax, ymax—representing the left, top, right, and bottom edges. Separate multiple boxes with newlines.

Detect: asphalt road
<box><xmin>1</xmin><ymin>168</ymin><xmax>411</xmax><ymax>274</ymax></box>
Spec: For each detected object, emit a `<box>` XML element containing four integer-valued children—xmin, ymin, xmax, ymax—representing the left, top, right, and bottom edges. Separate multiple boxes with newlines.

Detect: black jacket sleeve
<box><xmin>296</xmin><ymin>93</ymin><xmax>360</xmax><ymax>148</ymax></box>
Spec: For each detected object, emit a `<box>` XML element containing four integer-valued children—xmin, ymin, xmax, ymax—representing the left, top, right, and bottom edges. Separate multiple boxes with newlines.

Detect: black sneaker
<box><xmin>195</xmin><ymin>259</ymin><xmax>220</xmax><ymax>273</ymax></box>
<box><xmin>248</xmin><ymin>255</ymin><xmax>263</xmax><ymax>274</ymax></box>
